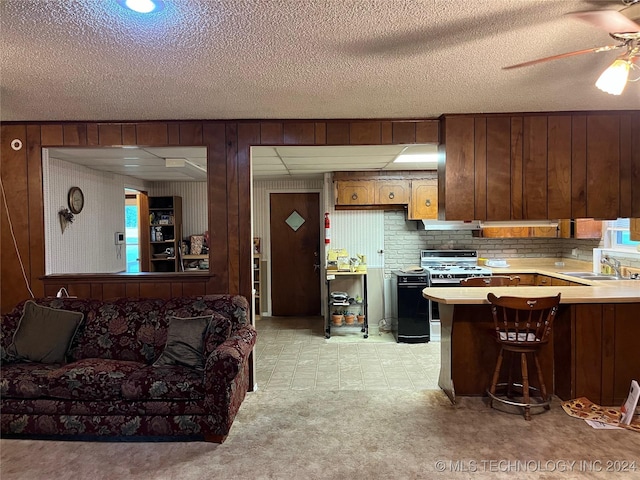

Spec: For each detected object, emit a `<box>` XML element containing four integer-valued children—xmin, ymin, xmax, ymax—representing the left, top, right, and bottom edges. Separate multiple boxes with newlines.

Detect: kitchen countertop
<box><xmin>422</xmin><ymin>258</ymin><xmax>640</xmax><ymax>304</ymax></box>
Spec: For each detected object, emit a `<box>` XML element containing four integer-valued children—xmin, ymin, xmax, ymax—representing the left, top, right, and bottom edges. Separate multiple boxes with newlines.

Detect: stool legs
<box><xmin>533</xmin><ymin>351</ymin><xmax>550</xmax><ymax>410</ymax></box>
<box><xmin>520</xmin><ymin>352</ymin><xmax>530</xmax><ymax>421</ymax></box>
<box><xmin>488</xmin><ymin>347</ymin><xmax>504</xmax><ymax>408</ymax></box>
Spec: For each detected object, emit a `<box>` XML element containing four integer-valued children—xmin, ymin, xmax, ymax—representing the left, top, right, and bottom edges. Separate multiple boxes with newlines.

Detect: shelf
<box><xmin>183</xmin><ymin>254</ymin><xmax>208</xmax><ymax>260</ymax></box>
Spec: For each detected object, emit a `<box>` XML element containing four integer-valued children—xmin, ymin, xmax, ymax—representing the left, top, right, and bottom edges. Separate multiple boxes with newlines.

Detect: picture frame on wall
<box><xmin>253</xmin><ymin>237</ymin><xmax>261</xmax><ymax>254</ymax></box>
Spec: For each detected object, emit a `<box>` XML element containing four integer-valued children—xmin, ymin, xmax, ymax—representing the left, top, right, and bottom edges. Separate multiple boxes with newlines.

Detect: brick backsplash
<box><xmin>384</xmin><ymin>211</ymin><xmax>640</xmax><ymax>272</ymax></box>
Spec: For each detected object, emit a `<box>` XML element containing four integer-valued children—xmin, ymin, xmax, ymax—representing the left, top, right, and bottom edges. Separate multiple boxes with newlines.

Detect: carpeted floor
<box><xmin>2</xmin><ymin>389</ymin><xmax>639</xmax><ymax>480</ymax></box>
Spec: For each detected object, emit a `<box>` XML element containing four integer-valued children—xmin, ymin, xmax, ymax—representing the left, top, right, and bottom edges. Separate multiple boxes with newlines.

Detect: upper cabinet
<box><xmin>440</xmin><ymin>112</ymin><xmax>640</xmax><ymax>221</ymax></box>
<box><xmin>333</xmin><ymin>171</ymin><xmax>438</xmax><ymax>219</ymax></box>
<box><xmin>408</xmin><ymin>179</ymin><xmax>437</xmax><ymax>220</ymax></box>
<box><xmin>631</xmin><ymin>218</ymin><xmax>640</xmax><ymax>241</ymax></box>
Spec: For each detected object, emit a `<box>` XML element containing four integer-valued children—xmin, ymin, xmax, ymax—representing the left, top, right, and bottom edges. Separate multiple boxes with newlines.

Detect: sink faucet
<box><xmin>601</xmin><ymin>255</ymin><xmax>624</xmax><ymax>278</ymax></box>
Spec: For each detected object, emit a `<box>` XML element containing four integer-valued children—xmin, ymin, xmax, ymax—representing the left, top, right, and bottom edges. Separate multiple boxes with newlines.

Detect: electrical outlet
<box><xmin>571</xmin><ymin>248</ymin><xmax>578</xmax><ymax>257</ymax></box>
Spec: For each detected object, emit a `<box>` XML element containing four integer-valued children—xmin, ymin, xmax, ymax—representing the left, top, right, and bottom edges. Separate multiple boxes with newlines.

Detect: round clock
<box><xmin>68</xmin><ymin>187</ymin><xmax>84</xmax><ymax>214</ymax></box>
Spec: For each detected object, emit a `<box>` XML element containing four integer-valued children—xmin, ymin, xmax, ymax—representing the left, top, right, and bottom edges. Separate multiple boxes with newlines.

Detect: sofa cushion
<box><xmin>8</xmin><ymin>300</ymin><xmax>84</xmax><ymax>364</ymax></box>
<box><xmin>69</xmin><ymin>298</ymin><xmax>167</xmax><ymax>363</ymax></box>
<box><xmin>122</xmin><ymin>365</ymin><xmax>205</xmax><ymax>400</ymax></box>
<box><xmin>47</xmin><ymin>358</ymin><xmax>145</xmax><ymax>400</ymax></box>
<box><xmin>153</xmin><ymin>316</ymin><xmax>213</xmax><ymax>371</ymax></box>
<box><xmin>0</xmin><ymin>363</ymin><xmax>61</xmax><ymax>399</ymax></box>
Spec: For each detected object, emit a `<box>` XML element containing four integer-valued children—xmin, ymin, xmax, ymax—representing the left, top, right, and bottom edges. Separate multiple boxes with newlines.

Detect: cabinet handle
<box><xmin>351</xmin><ymin>193</ymin><xmax>358</xmax><ymax>200</ymax></box>
<box><xmin>388</xmin><ymin>192</ymin><xmax>395</xmax><ymax>199</ymax></box>
<box><xmin>425</xmin><ymin>199</ymin><xmax>431</xmax><ymax>207</ymax></box>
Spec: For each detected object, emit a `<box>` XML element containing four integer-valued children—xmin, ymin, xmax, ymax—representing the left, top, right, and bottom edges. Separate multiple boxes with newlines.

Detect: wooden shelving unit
<box><xmin>146</xmin><ymin>196</ymin><xmax>182</xmax><ymax>273</ymax></box>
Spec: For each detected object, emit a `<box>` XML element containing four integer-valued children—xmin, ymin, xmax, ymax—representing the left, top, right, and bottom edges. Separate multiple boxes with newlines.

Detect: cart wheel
<box><xmin>364</xmin><ymin>334</ymin><xmax>368</xmax><ymax>339</ymax></box>
<box><xmin>325</xmin><ymin>334</ymin><xmax>330</xmax><ymax>339</ymax></box>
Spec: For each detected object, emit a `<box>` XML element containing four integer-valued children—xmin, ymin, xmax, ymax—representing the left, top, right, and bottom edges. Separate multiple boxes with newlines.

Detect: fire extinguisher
<box><xmin>324</xmin><ymin>212</ymin><xmax>331</xmax><ymax>244</ymax></box>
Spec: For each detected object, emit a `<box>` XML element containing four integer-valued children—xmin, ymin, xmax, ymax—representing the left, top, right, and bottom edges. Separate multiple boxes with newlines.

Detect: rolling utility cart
<box><xmin>325</xmin><ymin>271</ymin><xmax>368</xmax><ymax>339</ymax></box>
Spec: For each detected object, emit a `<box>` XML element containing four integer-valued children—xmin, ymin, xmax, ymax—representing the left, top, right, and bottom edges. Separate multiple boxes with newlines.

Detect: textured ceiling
<box><xmin>1</xmin><ymin>0</ymin><xmax>639</xmax><ymax>123</ymax></box>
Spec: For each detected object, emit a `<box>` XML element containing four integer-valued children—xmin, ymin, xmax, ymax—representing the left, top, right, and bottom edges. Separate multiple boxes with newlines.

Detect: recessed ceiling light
<box><xmin>117</xmin><ymin>0</ymin><xmax>165</xmax><ymax>14</ymax></box>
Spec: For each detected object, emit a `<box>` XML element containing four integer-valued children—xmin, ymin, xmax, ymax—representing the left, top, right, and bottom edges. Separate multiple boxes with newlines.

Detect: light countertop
<box><xmin>422</xmin><ymin>258</ymin><xmax>640</xmax><ymax>305</ymax></box>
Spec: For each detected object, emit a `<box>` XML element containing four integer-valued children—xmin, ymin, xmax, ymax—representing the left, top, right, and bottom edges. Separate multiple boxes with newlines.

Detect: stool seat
<box><xmin>486</xmin><ymin>292</ymin><xmax>561</xmax><ymax>420</ymax></box>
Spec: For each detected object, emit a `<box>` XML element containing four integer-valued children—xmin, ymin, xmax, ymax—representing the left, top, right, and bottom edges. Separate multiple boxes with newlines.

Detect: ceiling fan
<box><xmin>504</xmin><ymin>0</ymin><xmax>640</xmax><ymax>95</ymax></box>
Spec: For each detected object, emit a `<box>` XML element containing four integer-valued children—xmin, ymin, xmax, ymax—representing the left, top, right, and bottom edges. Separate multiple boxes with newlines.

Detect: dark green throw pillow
<box><xmin>153</xmin><ymin>315</ymin><xmax>212</xmax><ymax>371</ymax></box>
<box><xmin>9</xmin><ymin>300</ymin><xmax>84</xmax><ymax>364</ymax></box>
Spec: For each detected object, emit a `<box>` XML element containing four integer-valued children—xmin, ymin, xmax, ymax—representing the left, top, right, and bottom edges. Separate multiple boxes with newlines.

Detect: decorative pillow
<box><xmin>153</xmin><ymin>315</ymin><xmax>213</xmax><ymax>371</ymax></box>
<box><xmin>9</xmin><ymin>300</ymin><xmax>84</xmax><ymax>364</ymax></box>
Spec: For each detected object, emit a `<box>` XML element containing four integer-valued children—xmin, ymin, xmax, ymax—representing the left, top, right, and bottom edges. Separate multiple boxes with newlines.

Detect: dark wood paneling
<box><xmin>41</xmin><ymin>125</ymin><xmax>64</xmax><ymax>145</ymax></box>
<box><xmin>473</xmin><ymin>117</ymin><xmax>487</xmax><ymax>221</ymax></box>
<box><xmin>510</xmin><ymin>117</ymin><xmax>523</xmax><ymax>220</ymax></box>
<box><xmin>179</xmin><ymin>123</ymin><xmax>203</xmax><ymax>145</ymax></box>
<box><xmin>574</xmin><ymin>304</ymin><xmax>603</xmax><ymax>404</ymax></box>
<box><xmin>553</xmin><ymin>306</ymin><xmax>573</xmax><ymax>400</ymax></box>
<box><xmin>90</xmin><ymin>283</ymin><xmax>104</xmax><ymax>299</ymax></box>
<box><xmin>523</xmin><ymin>116</ymin><xmax>548</xmax><ymax>219</ymax></box>
<box><xmin>168</xmin><ymin>123</ymin><xmax>180</xmax><ymax>145</ymax></box>
<box><xmin>63</xmin><ymin>124</ymin><xmax>87</xmax><ymax>145</ymax></box>
<box><xmin>87</xmin><ymin>124</ymin><xmax>99</xmax><ymax>145</ymax></box>
<box><xmin>571</xmin><ymin>115</ymin><xmax>587</xmax><ymax>218</ymax></box>
<box><xmin>125</xmin><ymin>283</ymin><xmax>140</xmax><ymax>298</ymax></box>
<box><xmin>547</xmin><ymin>115</ymin><xmax>572</xmax><ymax>219</ymax></box>
<box><xmin>103</xmin><ymin>283</ymin><xmax>126</xmax><ymax>300</ymax></box>
<box><xmin>416</xmin><ymin>121</ymin><xmax>439</xmax><ymax>143</ymax></box>
<box><xmin>587</xmin><ymin>115</ymin><xmax>619</xmax><ymax>219</ymax></box>
<box><xmin>136</xmin><ymin>123</ymin><xmax>168</xmax><ymax>146</ymax></box>
<box><xmin>139</xmin><ymin>283</ymin><xmax>171</xmax><ymax>298</ymax></box>
<box><xmin>98</xmin><ymin>124</ymin><xmax>123</xmax><ymax>146</ymax></box>
<box><xmin>619</xmin><ymin>114</ymin><xmax>632</xmax><ymax>218</ymax></box>
<box><xmin>183</xmin><ymin>282</ymin><xmax>207</xmax><ymax>296</ymax></box>
<box><xmin>203</xmin><ymin>122</ymin><xmax>228</xmax><ymax>292</ymax></box>
<box><xmin>613</xmin><ymin>304</ymin><xmax>640</xmax><ymax>404</ymax></box>
<box><xmin>443</xmin><ymin>116</ymin><xmax>476</xmax><ymax>220</ymax></box>
<box><xmin>381</xmin><ymin>122</ymin><xmax>392</xmax><ymax>144</ymax></box>
<box><xmin>601</xmin><ymin>304</ymin><xmax>615</xmax><ymax>405</ymax></box>
<box><xmin>238</xmin><ymin>123</ymin><xmax>260</xmax><ymax>299</ymax></box>
<box><xmin>26</xmin><ymin>125</ymin><xmax>45</xmax><ymax>298</ymax></box>
<box><xmin>326</xmin><ymin>122</ymin><xmax>350</xmax><ymax>145</ymax></box>
<box><xmin>350</xmin><ymin>122</ymin><xmax>381</xmax><ymax>145</ymax></box>
<box><xmin>226</xmin><ymin>123</ymin><xmax>240</xmax><ymax>294</ymax></box>
<box><xmin>314</xmin><ymin>122</ymin><xmax>326</xmax><ymax>145</ymax></box>
<box><xmin>486</xmin><ymin>117</ymin><xmax>511</xmax><ymax>220</ymax></box>
<box><xmin>283</xmin><ymin>122</ymin><xmax>315</xmax><ymax>145</ymax></box>
<box><xmin>391</xmin><ymin>122</ymin><xmax>415</xmax><ymax>144</ymax></box>
<box><xmin>170</xmin><ymin>282</ymin><xmax>183</xmax><ymax>297</ymax></box>
<box><xmin>122</xmin><ymin>124</ymin><xmax>136</xmax><ymax>144</ymax></box>
<box><xmin>632</xmin><ymin>112</ymin><xmax>640</xmax><ymax>217</ymax></box>
<box><xmin>1</xmin><ymin>125</ymin><xmax>29</xmax><ymax>312</ymax></box>
<box><xmin>260</xmin><ymin>122</ymin><xmax>284</xmax><ymax>144</ymax></box>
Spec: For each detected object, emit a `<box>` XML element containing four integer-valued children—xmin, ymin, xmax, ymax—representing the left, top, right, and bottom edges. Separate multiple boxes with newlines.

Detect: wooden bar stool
<box><xmin>486</xmin><ymin>292</ymin><xmax>561</xmax><ymax>420</ymax></box>
<box><xmin>460</xmin><ymin>275</ymin><xmax>520</xmax><ymax>287</ymax></box>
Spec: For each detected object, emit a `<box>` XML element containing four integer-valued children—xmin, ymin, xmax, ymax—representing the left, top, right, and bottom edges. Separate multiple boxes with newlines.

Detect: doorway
<box><xmin>269</xmin><ymin>193</ymin><xmax>321</xmax><ymax>316</ymax></box>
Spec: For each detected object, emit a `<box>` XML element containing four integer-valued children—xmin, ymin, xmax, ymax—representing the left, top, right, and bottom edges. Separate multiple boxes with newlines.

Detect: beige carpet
<box><xmin>2</xmin><ymin>390</ymin><xmax>639</xmax><ymax>480</ymax></box>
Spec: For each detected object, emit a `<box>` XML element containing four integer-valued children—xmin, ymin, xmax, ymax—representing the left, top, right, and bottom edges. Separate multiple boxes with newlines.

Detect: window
<box><xmin>604</xmin><ymin>218</ymin><xmax>639</xmax><ymax>252</ymax></box>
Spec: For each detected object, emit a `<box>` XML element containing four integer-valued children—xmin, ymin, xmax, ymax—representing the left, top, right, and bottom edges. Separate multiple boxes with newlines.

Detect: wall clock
<box><xmin>68</xmin><ymin>187</ymin><xmax>84</xmax><ymax>214</ymax></box>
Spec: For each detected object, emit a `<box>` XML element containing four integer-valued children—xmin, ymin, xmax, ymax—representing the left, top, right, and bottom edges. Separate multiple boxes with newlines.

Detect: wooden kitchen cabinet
<box><xmin>375</xmin><ymin>180</ymin><xmax>410</xmax><ymax>205</ymax></box>
<box><xmin>335</xmin><ymin>180</ymin><xmax>375</xmax><ymax>205</ymax></box>
<box><xmin>558</xmin><ymin>219</ymin><xmax>603</xmax><ymax>239</ymax></box>
<box><xmin>479</xmin><ymin>226</ymin><xmax>558</xmax><ymax>238</ymax></box>
<box><xmin>408</xmin><ymin>179</ymin><xmax>438</xmax><ymax>220</ymax></box>
<box><xmin>441</xmin><ymin>112</ymin><xmax>640</xmax><ymax>221</ymax></box>
<box><xmin>630</xmin><ymin>218</ymin><xmax>640</xmax><ymax>241</ymax></box>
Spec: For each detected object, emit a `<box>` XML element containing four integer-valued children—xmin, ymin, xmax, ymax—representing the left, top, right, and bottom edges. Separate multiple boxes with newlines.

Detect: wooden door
<box><xmin>270</xmin><ymin>193</ymin><xmax>321</xmax><ymax>316</ymax></box>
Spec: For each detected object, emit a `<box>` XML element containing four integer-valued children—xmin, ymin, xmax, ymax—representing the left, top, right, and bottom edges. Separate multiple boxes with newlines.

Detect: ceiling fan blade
<box><xmin>503</xmin><ymin>45</ymin><xmax>622</xmax><ymax>70</ymax></box>
<box><xmin>567</xmin><ymin>10</ymin><xmax>640</xmax><ymax>33</ymax></box>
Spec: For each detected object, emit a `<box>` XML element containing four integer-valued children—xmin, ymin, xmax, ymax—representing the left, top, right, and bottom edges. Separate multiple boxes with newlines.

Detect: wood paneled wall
<box><xmin>1</xmin><ymin>119</ymin><xmax>439</xmax><ymax>313</ymax></box>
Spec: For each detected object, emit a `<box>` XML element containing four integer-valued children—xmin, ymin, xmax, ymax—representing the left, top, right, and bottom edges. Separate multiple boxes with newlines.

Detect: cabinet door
<box><xmin>631</xmin><ymin>218</ymin><xmax>640</xmax><ymax>241</ymax></box>
<box><xmin>335</xmin><ymin>181</ymin><xmax>375</xmax><ymax>205</ymax></box>
<box><xmin>375</xmin><ymin>180</ymin><xmax>410</xmax><ymax>205</ymax></box>
<box><xmin>513</xmin><ymin>274</ymin><xmax>536</xmax><ymax>285</ymax></box>
<box><xmin>536</xmin><ymin>275</ymin><xmax>552</xmax><ymax>286</ymax></box>
<box><xmin>574</xmin><ymin>219</ymin><xmax>602</xmax><ymax>239</ymax></box>
<box><xmin>409</xmin><ymin>180</ymin><xmax>438</xmax><ymax>219</ymax></box>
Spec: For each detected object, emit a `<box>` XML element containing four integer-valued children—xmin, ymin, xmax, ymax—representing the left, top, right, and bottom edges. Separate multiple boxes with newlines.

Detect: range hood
<box><xmin>420</xmin><ymin>220</ymin><xmax>559</xmax><ymax>231</ymax></box>
<box><xmin>421</xmin><ymin>220</ymin><xmax>481</xmax><ymax>231</ymax></box>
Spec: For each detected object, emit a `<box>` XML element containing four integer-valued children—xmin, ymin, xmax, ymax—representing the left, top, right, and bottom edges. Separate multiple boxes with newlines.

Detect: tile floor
<box><xmin>254</xmin><ymin>316</ymin><xmax>441</xmax><ymax>391</ymax></box>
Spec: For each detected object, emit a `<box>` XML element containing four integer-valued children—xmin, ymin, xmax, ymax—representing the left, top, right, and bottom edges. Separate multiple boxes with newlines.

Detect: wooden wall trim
<box><xmin>1</xmin><ymin>118</ymin><xmax>439</xmax><ymax>313</ymax></box>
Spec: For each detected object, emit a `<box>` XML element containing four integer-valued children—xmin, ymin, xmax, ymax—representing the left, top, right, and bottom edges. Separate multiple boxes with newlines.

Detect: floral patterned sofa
<box><xmin>0</xmin><ymin>295</ymin><xmax>256</xmax><ymax>443</ymax></box>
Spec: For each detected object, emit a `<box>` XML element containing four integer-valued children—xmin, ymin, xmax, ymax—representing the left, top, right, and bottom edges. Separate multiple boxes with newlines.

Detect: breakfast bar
<box><xmin>423</xmin><ymin>278</ymin><xmax>640</xmax><ymax>406</ymax></box>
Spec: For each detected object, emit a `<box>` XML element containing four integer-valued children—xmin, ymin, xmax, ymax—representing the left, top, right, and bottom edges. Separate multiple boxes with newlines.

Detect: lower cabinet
<box><xmin>554</xmin><ymin>303</ymin><xmax>640</xmax><ymax>405</ymax></box>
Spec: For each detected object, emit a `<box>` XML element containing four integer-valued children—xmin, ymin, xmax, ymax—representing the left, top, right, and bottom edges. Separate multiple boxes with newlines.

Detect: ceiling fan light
<box><xmin>595</xmin><ymin>59</ymin><xmax>631</xmax><ymax>95</ymax></box>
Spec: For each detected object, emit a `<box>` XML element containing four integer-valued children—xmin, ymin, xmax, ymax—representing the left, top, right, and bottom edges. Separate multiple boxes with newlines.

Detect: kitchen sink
<box><xmin>560</xmin><ymin>272</ymin><xmax>621</xmax><ymax>281</ymax></box>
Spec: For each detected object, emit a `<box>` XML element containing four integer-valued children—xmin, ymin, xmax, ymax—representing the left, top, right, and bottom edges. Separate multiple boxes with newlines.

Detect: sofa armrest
<box><xmin>205</xmin><ymin>324</ymin><xmax>257</xmax><ymax>384</ymax></box>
